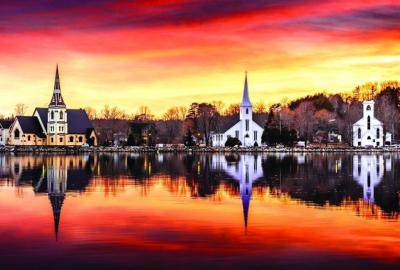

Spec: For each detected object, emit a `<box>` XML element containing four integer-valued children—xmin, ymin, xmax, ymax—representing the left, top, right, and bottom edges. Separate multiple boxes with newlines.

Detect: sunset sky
<box><xmin>0</xmin><ymin>0</ymin><xmax>399</xmax><ymax>117</ymax></box>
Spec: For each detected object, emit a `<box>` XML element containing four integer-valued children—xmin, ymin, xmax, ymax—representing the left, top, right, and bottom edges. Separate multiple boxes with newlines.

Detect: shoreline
<box><xmin>1</xmin><ymin>145</ymin><xmax>400</xmax><ymax>153</ymax></box>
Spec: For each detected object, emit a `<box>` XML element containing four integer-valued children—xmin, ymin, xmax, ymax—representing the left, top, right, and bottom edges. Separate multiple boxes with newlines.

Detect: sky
<box><xmin>0</xmin><ymin>0</ymin><xmax>399</xmax><ymax>117</ymax></box>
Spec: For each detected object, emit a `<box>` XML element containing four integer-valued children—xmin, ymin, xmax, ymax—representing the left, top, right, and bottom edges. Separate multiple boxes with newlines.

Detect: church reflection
<box><xmin>352</xmin><ymin>154</ymin><xmax>392</xmax><ymax>204</ymax></box>
<box><xmin>212</xmin><ymin>154</ymin><xmax>263</xmax><ymax>228</ymax></box>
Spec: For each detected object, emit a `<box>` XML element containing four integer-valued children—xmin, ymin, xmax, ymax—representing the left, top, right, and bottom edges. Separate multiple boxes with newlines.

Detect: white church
<box><xmin>211</xmin><ymin>73</ymin><xmax>264</xmax><ymax>147</ymax></box>
<box><xmin>352</xmin><ymin>100</ymin><xmax>391</xmax><ymax>147</ymax></box>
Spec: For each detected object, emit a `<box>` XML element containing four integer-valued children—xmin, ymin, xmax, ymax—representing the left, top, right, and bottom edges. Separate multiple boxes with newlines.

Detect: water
<box><xmin>0</xmin><ymin>153</ymin><xmax>399</xmax><ymax>270</ymax></box>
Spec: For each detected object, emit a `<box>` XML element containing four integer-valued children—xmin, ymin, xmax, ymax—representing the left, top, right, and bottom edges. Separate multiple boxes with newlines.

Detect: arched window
<box><xmin>376</xmin><ymin>128</ymin><xmax>380</xmax><ymax>139</ymax></box>
<box><xmin>358</xmin><ymin>128</ymin><xmax>361</xmax><ymax>139</ymax></box>
<box><xmin>60</xmin><ymin>111</ymin><xmax>63</xmax><ymax>120</ymax></box>
<box><xmin>366</xmin><ymin>105</ymin><xmax>371</xmax><ymax>111</ymax></box>
<box><xmin>14</xmin><ymin>129</ymin><xmax>20</xmax><ymax>139</ymax></box>
<box><xmin>367</xmin><ymin>116</ymin><xmax>371</xmax><ymax>130</ymax></box>
<box><xmin>246</xmin><ymin>108</ymin><xmax>249</xmax><ymax>114</ymax></box>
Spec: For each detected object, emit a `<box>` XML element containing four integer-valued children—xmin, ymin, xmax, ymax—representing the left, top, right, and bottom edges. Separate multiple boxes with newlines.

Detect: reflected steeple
<box><xmin>47</xmin><ymin>156</ymin><xmax>68</xmax><ymax>241</ymax></box>
<box><xmin>212</xmin><ymin>154</ymin><xmax>263</xmax><ymax>229</ymax></box>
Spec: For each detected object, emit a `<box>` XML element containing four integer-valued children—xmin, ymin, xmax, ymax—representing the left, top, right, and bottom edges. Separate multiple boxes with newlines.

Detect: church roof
<box><xmin>0</xmin><ymin>119</ymin><xmax>13</xmax><ymax>129</ymax></box>
<box><xmin>49</xmin><ymin>65</ymin><xmax>66</xmax><ymax>108</ymax></box>
<box><xmin>35</xmin><ymin>108</ymin><xmax>94</xmax><ymax>134</ymax></box>
<box><xmin>241</xmin><ymin>72</ymin><xmax>252</xmax><ymax>107</ymax></box>
<box><xmin>16</xmin><ymin>116</ymin><xmax>46</xmax><ymax>138</ymax></box>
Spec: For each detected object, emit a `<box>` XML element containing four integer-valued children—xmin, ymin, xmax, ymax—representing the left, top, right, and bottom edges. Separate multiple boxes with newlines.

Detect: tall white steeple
<box><xmin>47</xmin><ymin>65</ymin><xmax>68</xmax><ymax>144</ymax></box>
<box><xmin>240</xmin><ymin>72</ymin><xmax>252</xmax><ymax>121</ymax></box>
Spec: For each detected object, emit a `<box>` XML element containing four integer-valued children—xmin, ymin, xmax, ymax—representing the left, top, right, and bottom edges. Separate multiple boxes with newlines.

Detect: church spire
<box><xmin>49</xmin><ymin>64</ymin><xmax>66</xmax><ymax>108</ymax></box>
<box><xmin>241</xmin><ymin>193</ymin><xmax>250</xmax><ymax>230</ymax></box>
<box><xmin>49</xmin><ymin>193</ymin><xmax>65</xmax><ymax>241</ymax></box>
<box><xmin>241</xmin><ymin>71</ymin><xmax>252</xmax><ymax>107</ymax></box>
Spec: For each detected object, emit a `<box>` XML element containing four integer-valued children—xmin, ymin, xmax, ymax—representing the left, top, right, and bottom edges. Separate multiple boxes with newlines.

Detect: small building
<box><xmin>0</xmin><ymin>120</ymin><xmax>13</xmax><ymax>145</ymax></box>
<box><xmin>211</xmin><ymin>73</ymin><xmax>264</xmax><ymax>147</ymax></box>
<box><xmin>352</xmin><ymin>100</ymin><xmax>390</xmax><ymax>147</ymax></box>
<box><xmin>8</xmin><ymin>65</ymin><xmax>97</xmax><ymax>146</ymax></box>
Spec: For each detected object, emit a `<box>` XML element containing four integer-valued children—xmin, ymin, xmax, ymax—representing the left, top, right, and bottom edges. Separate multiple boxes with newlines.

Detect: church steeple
<box><xmin>241</xmin><ymin>72</ymin><xmax>252</xmax><ymax>107</ymax></box>
<box><xmin>49</xmin><ymin>65</ymin><xmax>66</xmax><ymax>108</ymax></box>
<box><xmin>49</xmin><ymin>193</ymin><xmax>65</xmax><ymax>241</ymax></box>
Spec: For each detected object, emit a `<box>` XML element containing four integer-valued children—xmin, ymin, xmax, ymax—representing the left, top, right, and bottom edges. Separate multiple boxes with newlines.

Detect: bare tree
<box><xmin>224</xmin><ymin>103</ymin><xmax>240</xmax><ymax>116</ymax></box>
<box><xmin>15</xmin><ymin>103</ymin><xmax>28</xmax><ymax>116</ymax></box>
<box><xmin>135</xmin><ymin>105</ymin><xmax>154</xmax><ymax>121</ymax></box>
<box><xmin>84</xmin><ymin>106</ymin><xmax>97</xmax><ymax>120</ymax></box>
<box><xmin>294</xmin><ymin>101</ymin><xmax>315</xmax><ymax>146</ymax></box>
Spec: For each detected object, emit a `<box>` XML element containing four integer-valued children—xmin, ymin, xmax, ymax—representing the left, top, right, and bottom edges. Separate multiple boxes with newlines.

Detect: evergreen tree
<box><xmin>184</xmin><ymin>129</ymin><xmax>195</xmax><ymax>147</ymax></box>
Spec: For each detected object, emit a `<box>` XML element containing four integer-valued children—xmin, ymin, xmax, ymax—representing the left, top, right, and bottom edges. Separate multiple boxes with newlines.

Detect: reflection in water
<box><xmin>0</xmin><ymin>153</ymin><xmax>400</xmax><ymax>269</ymax></box>
<box><xmin>212</xmin><ymin>154</ymin><xmax>263</xmax><ymax>228</ymax></box>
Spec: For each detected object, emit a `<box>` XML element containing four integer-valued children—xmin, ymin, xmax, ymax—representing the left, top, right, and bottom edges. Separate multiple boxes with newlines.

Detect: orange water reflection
<box><xmin>0</xmin><ymin>153</ymin><xmax>399</xmax><ymax>269</ymax></box>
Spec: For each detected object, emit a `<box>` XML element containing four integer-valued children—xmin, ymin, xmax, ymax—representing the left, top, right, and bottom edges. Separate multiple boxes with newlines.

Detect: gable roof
<box><xmin>16</xmin><ymin>116</ymin><xmax>46</xmax><ymax>138</ymax></box>
<box><xmin>67</xmin><ymin>109</ymin><xmax>94</xmax><ymax>134</ymax></box>
<box><xmin>34</xmin><ymin>108</ymin><xmax>93</xmax><ymax>134</ymax></box>
<box><xmin>0</xmin><ymin>120</ymin><xmax>13</xmax><ymax>129</ymax></box>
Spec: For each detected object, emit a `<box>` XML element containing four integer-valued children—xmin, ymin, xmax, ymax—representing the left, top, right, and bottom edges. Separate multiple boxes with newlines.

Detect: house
<box><xmin>352</xmin><ymin>100</ymin><xmax>391</xmax><ymax>147</ymax></box>
<box><xmin>211</xmin><ymin>73</ymin><xmax>264</xmax><ymax>147</ymax></box>
<box><xmin>8</xmin><ymin>65</ymin><xmax>97</xmax><ymax>146</ymax></box>
<box><xmin>0</xmin><ymin>120</ymin><xmax>13</xmax><ymax>145</ymax></box>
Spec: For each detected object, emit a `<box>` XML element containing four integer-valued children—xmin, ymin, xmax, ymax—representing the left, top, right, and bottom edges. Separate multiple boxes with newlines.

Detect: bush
<box><xmin>225</xmin><ymin>136</ymin><xmax>242</xmax><ymax>147</ymax></box>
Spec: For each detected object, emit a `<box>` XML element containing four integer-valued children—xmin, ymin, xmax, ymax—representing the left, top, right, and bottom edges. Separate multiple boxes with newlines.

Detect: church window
<box><xmin>51</xmin><ymin>111</ymin><xmax>54</xmax><ymax>120</ymax></box>
<box><xmin>245</xmin><ymin>120</ymin><xmax>249</xmax><ymax>131</ymax></box>
<box><xmin>246</xmin><ymin>108</ymin><xmax>249</xmax><ymax>114</ymax></box>
<box><xmin>367</xmin><ymin>136</ymin><xmax>371</xmax><ymax>140</ymax></box>
<box><xmin>60</xmin><ymin>111</ymin><xmax>63</xmax><ymax>120</ymax></box>
<box><xmin>358</xmin><ymin>128</ymin><xmax>361</xmax><ymax>139</ymax></box>
<box><xmin>366</xmin><ymin>105</ymin><xmax>371</xmax><ymax>111</ymax></box>
<box><xmin>376</xmin><ymin>128</ymin><xmax>380</xmax><ymax>139</ymax></box>
<box><xmin>235</xmin><ymin>130</ymin><xmax>239</xmax><ymax>138</ymax></box>
<box><xmin>358</xmin><ymin>141</ymin><xmax>361</xmax><ymax>146</ymax></box>
<box><xmin>14</xmin><ymin>129</ymin><xmax>20</xmax><ymax>139</ymax></box>
<box><xmin>254</xmin><ymin>130</ymin><xmax>257</xmax><ymax>140</ymax></box>
<box><xmin>367</xmin><ymin>116</ymin><xmax>371</xmax><ymax>130</ymax></box>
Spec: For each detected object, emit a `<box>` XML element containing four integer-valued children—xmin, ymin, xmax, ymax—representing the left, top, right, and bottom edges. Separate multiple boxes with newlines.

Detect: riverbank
<box><xmin>1</xmin><ymin>145</ymin><xmax>400</xmax><ymax>153</ymax></box>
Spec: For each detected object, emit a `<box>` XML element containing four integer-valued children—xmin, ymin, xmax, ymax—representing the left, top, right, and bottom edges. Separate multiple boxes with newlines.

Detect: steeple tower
<box><xmin>49</xmin><ymin>65</ymin><xmax>66</xmax><ymax>108</ymax></box>
<box><xmin>47</xmin><ymin>65</ymin><xmax>68</xmax><ymax>144</ymax></box>
<box><xmin>240</xmin><ymin>72</ymin><xmax>252</xmax><ymax>121</ymax></box>
<box><xmin>241</xmin><ymin>72</ymin><xmax>252</xmax><ymax>107</ymax></box>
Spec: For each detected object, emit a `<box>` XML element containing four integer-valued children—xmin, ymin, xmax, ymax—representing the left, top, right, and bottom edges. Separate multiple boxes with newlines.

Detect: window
<box><xmin>366</xmin><ymin>105</ymin><xmax>371</xmax><ymax>111</ymax></box>
<box><xmin>358</xmin><ymin>141</ymin><xmax>361</xmax><ymax>146</ymax></box>
<box><xmin>79</xmin><ymin>136</ymin><xmax>83</xmax><ymax>143</ymax></box>
<box><xmin>59</xmin><ymin>126</ymin><xmax>64</xmax><ymax>132</ymax></box>
<box><xmin>50</xmin><ymin>126</ymin><xmax>54</xmax><ymax>133</ymax></box>
<box><xmin>60</xmin><ymin>111</ymin><xmax>63</xmax><ymax>120</ymax></box>
<box><xmin>254</xmin><ymin>130</ymin><xmax>257</xmax><ymax>140</ymax></box>
<box><xmin>358</xmin><ymin>128</ymin><xmax>361</xmax><ymax>139</ymax></box>
<box><xmin>376</xmin><ymin>128</ymin><xmax>380</xmax><ymax>139</ymax></box>
<box><xmin>51</xmin><ymin>137</ymin><xmax>54</xmax><ymax>143</ymax></box>
<box><xmin>27</xmin><ymin>135</ymin><xmax>31</xmax><ymax>141</ymax></box>
<box><xmin>69</xmin><ymin>136</ymin><xmax>74</xmax><ymax>143</ymax></box>
<box><xmin>51</xmin><ymin>111</ymin><xmax>54</xmax><ymax>120</ymax></box>
<box><xmin>245</xmin><ymin>120</ymin><xmax>249</xmax><ymax>131</ymax></box>
<box><xmin>235</xmin><ymin>130</ymin><xmax>239</xmax><ymax>138</ymax></box>
<box><xmin>14</xmin><ymin>129</ymin><xmax>20</xmax><ymax>139</ymax></box>
<box><xmin>59</xmin><ymin>137</ymin><xmax>63</xmax><ymax>143</ymax></box>
<box><xmin>367</xmin><ymin>116</ymin><xmax>371</xmax><ymax>130</ymax></box>
<box><xmin>246</xmin><ymin>108</ymin><xmax>249</xmax><ymax>114</ymax></box>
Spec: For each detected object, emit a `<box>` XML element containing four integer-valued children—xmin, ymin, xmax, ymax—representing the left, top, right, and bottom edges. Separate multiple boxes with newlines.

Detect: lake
<box><xmin>0</xmin><ymin>152</ymin><xmax>399</xmax><ymax>270</ymax></box>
